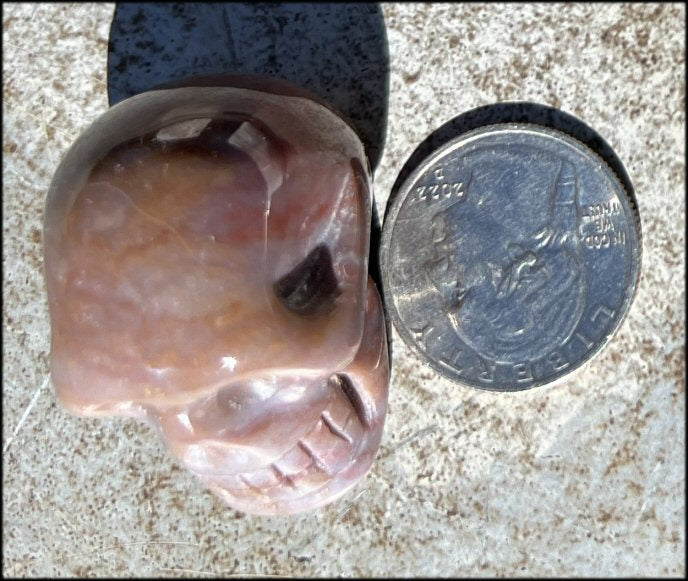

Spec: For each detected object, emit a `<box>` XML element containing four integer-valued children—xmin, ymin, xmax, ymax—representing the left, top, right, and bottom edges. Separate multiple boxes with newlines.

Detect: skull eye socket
<box><xmin>273</xmin><ymin>244</ymin><xmax>341</xmax><ymax>316</ymax></box>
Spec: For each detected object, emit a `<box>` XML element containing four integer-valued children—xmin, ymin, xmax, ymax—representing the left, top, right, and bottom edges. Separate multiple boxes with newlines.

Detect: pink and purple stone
<box><xmin>43</xmin><ymin>78</ymin><xmax>390</xmax><ymax>515</ymax></box>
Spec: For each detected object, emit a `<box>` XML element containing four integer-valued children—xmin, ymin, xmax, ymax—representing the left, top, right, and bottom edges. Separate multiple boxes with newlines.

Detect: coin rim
<box><xmin>379</xmin><ymin>122</ymin><xmax>642</xmax><ymax>392</ymax></box>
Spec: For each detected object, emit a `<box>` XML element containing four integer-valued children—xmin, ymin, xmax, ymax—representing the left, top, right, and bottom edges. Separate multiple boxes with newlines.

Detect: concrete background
<box><xmin>2</xmin><ymin>2</ymin><xmax>685</xmax><ymax>577</ymax></box>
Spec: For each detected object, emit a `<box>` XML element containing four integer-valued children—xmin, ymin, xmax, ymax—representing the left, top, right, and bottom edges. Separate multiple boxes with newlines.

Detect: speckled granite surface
<box><xmin>2</xmin><ymin>2</ymin><xmax>685</xmax><ymax>577</ymax></box>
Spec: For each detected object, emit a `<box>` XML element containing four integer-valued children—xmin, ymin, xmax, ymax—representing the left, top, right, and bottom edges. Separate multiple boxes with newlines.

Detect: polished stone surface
<box><xmin>43</xmin><ymin>83</ymin><xmax>388</xmax><ymax>515</ymax></box>
<box><xmin>2</xmin><ymin>2</ymin><xmax>685</xmax><ymax>577</ymax></box>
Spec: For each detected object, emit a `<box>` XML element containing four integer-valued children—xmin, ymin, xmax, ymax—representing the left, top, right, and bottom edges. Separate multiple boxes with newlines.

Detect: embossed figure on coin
<box><xmin>424</xmin><ymin>157</ymin><xmax>586</xmax><ymax>362</ymax></box>
<box><xmin>381</xmin><ymin>124</ymin><xmax>641</xmax><ymax>390</ymax></box>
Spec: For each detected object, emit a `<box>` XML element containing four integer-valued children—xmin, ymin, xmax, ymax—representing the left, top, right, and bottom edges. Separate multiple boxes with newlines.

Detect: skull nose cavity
<box><xmin>273</xmin><ymin>244</ymin><xmax>341</xmax><ymax>316</ymax></box>
<box><xmin>330</xmin><ymin>373</ymin><xmax>371</xmax><ymax>428</ymax></box>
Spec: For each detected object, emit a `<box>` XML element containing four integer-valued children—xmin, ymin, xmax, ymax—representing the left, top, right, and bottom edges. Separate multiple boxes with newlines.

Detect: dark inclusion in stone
<box><xmin>274</xmin><ymin>244</ymin><xmax>341</xmax><ymax>316</ymax></box>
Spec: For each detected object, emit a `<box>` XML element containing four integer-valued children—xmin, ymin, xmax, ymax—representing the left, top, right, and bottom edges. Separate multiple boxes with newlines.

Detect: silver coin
<box><xmin>380</xmin><ymin>123</ymin><xmax>641</xmax><ymax>391</ymax></box>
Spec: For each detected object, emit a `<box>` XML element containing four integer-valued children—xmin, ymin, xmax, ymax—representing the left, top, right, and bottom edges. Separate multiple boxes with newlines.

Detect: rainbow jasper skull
<box><xmin>43</xmin><ymin>79</ymin><xmax>390</xmax><ymax>515</ymax></box>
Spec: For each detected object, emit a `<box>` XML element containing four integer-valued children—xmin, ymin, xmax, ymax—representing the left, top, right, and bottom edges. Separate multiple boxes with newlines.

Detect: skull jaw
<box><xmin>156</xmin><ymin>280</ymin><xmax>389</xmax><ymax>516</ymax></box>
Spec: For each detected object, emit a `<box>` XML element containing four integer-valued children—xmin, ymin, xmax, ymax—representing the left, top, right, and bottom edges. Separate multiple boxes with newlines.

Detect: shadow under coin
<box><xmin>107</xmin><ymin>2</ymin><xmax>389</xmax><ymax>171</ymax></box>
<box><xmin>385</xmin><ymin>102</ymin><xmax>638</xmax><ymax>227</ymax></box>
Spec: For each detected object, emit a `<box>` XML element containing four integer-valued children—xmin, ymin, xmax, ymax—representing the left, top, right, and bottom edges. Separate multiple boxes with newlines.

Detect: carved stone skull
<box><xmin>43</xmin><ymin>78</ymin><xmax>389</xmax><ymax>515</ymax></box>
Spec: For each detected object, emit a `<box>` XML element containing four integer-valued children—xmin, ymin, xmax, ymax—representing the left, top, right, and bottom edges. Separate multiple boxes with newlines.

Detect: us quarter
<box><xmin>380</xmin><ymin>123</ymin><xmax>641</xmax><ymax>391</ymax></box>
